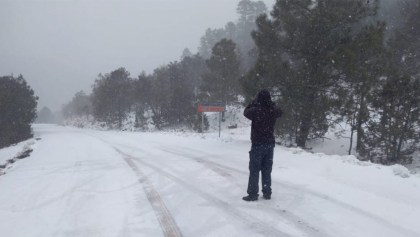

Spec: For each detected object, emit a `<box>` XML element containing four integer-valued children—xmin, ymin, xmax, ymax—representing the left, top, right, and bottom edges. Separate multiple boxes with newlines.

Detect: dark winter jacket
<box><xmin>244</xmin><ymin>90</ymin><xmax>282</xmax><ymax>145</ymax></box>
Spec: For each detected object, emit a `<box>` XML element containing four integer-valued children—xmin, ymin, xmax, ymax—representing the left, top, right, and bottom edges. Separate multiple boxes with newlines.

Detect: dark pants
<box><xmin>247</xmin><ymin>144</ymin><xmax>274</xmax><ymax>197</ymax></box>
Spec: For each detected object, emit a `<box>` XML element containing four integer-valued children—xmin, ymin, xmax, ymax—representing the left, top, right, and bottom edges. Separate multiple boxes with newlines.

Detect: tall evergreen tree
<box><xmin>237</xmin><ymin>0</ymin><xmax>267</xmax><ymax>23</ymax></box>
<box><xmin>91</xmin><ymin>68</ymin><xmax>133</xmax><ymax>128</ymax></box>
<box><xmin>246</xmin><ymin>0</ymin><xmax>378</xmax><ymax>148</ymax></box>
<box><xmin>201</xmin><ymin>39</ymin><xmax>241</xmax><ymax>105</ymax></box>
<box><xmin>0</xmin><ymin>75</ymin><xmax>38</xmax><ymax>148</ymax></box>
<box><xmin>167</xmin><ymin>62</ymin><xmax>196</xmax><ymax>125</ymax></box>
<box><xmin>149</xmin><ymin>66</ymin><xmax>171</xmax><ymax>129</ymax></box>
<box><xmin>338</xmin><ymin>23</ymin><xmax>387</xmax><ymax>154</ymax></box>
<box><xmin>235</xmin><ymin>0</ymin><xmax>268</xmax><ymax>69</ymax></box>
<box><xmin>198</xmin><ymin>28</ymin><xmax>227</xmax><ymax>59</ymax></box>
<box><xmin>132</xmin><ymin>72</ymin><xmax>152</xmax><ymax>129</ymax></box>
<box><xmin>149</xmin><ymin>62</ymin><xmax>197</xmax><ymax>129</ymax></box>
<box><xmin>180</xmin><ymin>54</ymin><xmax>208</xmax><ymax>90</ymax></box>
<box><xmin>390</xmin><ymin>1</ymin><xmax>420</xmax><ymax>76</ymax></box>
<box><xmin>360</xmin><ymin>2</ymin><xmax>420</xmax><ymax>164</ymax></box>
<box><xmin>362</xmin><ymin>70</ymin><xmax>419</xmax><ymax>164</ymax></box>
<box><xmin>198</xmin><ymin>0</ymin><xmax>267</xmax><ymax>71</ymax></box>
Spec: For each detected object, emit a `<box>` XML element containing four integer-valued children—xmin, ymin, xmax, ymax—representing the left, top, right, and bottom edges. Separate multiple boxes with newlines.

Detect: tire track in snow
<box><xmin>114</xmin><ymin>148</ymin><xmax>293</xmax><ymax>237</ymax></box>
<box><xmin>165</xmin><ymin>146</ymin><xmax>420</xmax><ymax>237</ymax></box>
<box><xmin>104</xmin><ymin>141</ymin><xmax>323</xmax><ymax>237</ymax></box>
<box><xmin>85</xmin><ymin>134</ymin><xmax>183</xmax><ymax>237</ymax></box>
<box><xmin>93</xmin><ymin>135</ymin><xmax>419</xmax><ymax>237</ymax></box>
<box><xmin>159</xmin><ymin>147</ymin><xmax>327</xmax><ymax>237</ymax></box>
<box><xmin>114</xmin><ymin>147</ymin><xmax>183</xmax><ymax>237</ymax></box>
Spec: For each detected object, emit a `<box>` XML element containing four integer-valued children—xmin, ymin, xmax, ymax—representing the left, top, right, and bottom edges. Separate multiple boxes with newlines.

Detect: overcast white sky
<box><xmin>0</xmin><ymin>0</ymin><xmax>275</xmax><ymax>111</ymax></box>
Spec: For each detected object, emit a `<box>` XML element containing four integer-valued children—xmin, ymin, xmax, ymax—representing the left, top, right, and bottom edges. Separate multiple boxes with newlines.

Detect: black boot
<box><xmin>242</xmin><ymin>195</ymin><xmax>258</xmax><ymax>201</ymax></box>
<box><xmin>262</xmin><ymin>194</ymin><xmax>271</xmax><ymax>200</ymax></box>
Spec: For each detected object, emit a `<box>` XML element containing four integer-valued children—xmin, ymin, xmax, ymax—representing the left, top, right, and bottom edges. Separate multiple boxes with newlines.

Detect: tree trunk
<box><xmin>348</xmin><ymin>128</ymin><xmax>354</xmax><ymax>155</ymax></box>
<box><xmin>356</xmin><ymin>95</ymin><xmax>366</xmax><ymax>152</ymax></box>
<box><xmin>396</xmin><ymin>109</ymin><xmax>412</xmax><ymax>164</ymax></box>
<box><xmin>296</xmin><ymin>113</ymin><xmax>312</xmax><ymax>148</ymax></box>
<box><xmin>118</xmin><ymin>109</ymin><xmax>123</xmax><ymax>129</ymax></box>
<box><xmin>296</xmin><ymin>91</ymin><xmax>315</xmax><ymax>148</ymax></box>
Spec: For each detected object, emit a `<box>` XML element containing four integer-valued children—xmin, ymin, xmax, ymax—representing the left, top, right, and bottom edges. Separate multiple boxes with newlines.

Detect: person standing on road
<box><xmin>242</xmin><ymin>89</ymin><xmax>282</xmax><ymax>201</ymax></box>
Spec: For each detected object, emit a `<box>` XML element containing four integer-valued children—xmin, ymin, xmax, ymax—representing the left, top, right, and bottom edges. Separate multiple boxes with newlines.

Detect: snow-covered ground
<box><xmin>0</xmin><ymin>139</ymin><xmax>34</xmax><ymax>165</ymax></box>
<box><xmin>0</xmin><ymin>124</ymin><xmax>419</xmax><ymax>237</ymax></box>
<box><xmin>0</xmin><ymin>138</ymin><xmax>36</xmax><ymax>176</ymax></box>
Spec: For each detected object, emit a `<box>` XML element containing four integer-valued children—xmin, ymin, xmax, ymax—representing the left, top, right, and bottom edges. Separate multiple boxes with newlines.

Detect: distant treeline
<box><xmin>62</xmin><ymin>0</ymin><xmax>419</xmax><ymax>165</ymax></box>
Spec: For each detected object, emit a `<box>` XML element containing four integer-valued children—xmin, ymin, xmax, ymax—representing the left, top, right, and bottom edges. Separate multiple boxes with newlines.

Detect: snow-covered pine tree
<box><xmin>244</xmin><ymin>0</ymin><xmax>379</xmax><ymax>148</ymax></box>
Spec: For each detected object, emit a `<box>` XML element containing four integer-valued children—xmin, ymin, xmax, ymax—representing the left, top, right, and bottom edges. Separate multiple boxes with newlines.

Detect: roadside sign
<box><xmin>197</xmin><ymin>103</ymin><xmax>225</xmax><ymax>137</ymax></box>
<box><xmin>197</xmin><ymin>103</ymin><xmax>225</xmax><ymax>113</ymax></box>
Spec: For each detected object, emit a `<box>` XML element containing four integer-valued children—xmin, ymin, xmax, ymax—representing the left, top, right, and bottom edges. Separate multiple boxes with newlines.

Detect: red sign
<box><xmin>198</xmin><ymin>104</ymin><xmax>225</xmax><ymax>112</ymax></box>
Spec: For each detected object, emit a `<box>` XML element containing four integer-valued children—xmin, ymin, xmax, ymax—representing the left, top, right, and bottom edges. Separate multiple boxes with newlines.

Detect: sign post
<box><xmin>219</xmin><ymin>111</ymin><xmax>221</xmax><ymax>137</ymax></box>
<box><xmin>201</xmin><ymin>112</ymin><xmax>204</xmax><ymax>134</ymax></box>
<box><xmin>197</xmin><ymin>103</ymin><xmax>225</xmax><ymax>137</ymax></box>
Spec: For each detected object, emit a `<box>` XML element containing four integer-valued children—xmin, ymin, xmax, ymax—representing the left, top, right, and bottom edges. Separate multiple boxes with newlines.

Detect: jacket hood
<box><xmin>256</xmin><ymin>89</ymin><xmax>272</xmax><ymax>107</ymax></box>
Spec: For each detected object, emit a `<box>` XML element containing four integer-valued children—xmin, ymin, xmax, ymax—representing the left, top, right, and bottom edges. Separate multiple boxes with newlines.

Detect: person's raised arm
<box><xmin>244</xmin><ymin>100</ymin><xmax>258</xmax><ymax>120</ymax></box>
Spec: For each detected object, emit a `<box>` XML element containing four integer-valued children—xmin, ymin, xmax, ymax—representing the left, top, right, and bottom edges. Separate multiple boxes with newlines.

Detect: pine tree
<box><xmin>201</xmin><ymin>39</ymin><xmax>241</xmax><ymax>105</ymax></box>
<box><xmin>149</xmin><ymin>66</ymin><xmax>171</xmax><ymax>129</ymax></box>
<box><xmin>0</xmin><ymin>75</ymin><xmax>38</xmax><ymax>148</ymax></box>
<box><xmin>235</xmin><ymin>0</ymin><xmax>268</xmax><ymax>70</ymax></box>
<box><xmin>338</xmin><ymin>23</ymin><xmax>387</xmax><ymax>155</ymax></box>
<box><xmin>180</xmin><ymin>54</ymin><xmax>208</xmax><ymax>91</ymax></box>
<box><xmin>363</xmin><ymin>70</ymin><xmax>419</xmax><ymax>164</ymax></box>
<box><xmin>390</xmin><ymin>1</ymin><xmax>420</xmax><ymax>76</ymax></box>
<box><xmin>198</xmin><ymin>28</ymin><xmax>227</xmax><ymax>59</ymax></box>
<box><xmin>91</xmin><ymin>68</ymin><xmax>133</xmax><ymax>128</ymax></box>
<box><xmin>198</xmin><ymin>0</ymin><xmax>267</xmax><ymax>72</ymax></box>
<box><xmin>167</xmin><ymin>62</ymin><xmax>196</xmax><ymax>125</ymax></box>
<box><xmin>149</xmin><ymin>62</ymin><xmax>197</xmax><ymax>129</ymax></box>
<box><xmin>132</xmin><ymin>72</ymin><xmax>152</xmax><ymax>129</ymax></box>
<box><xmin>360</xmin><ymin>2</ymin><xmax>420</xmax><ymax>164</ymax></box>
<box><xmin>246</xmin><ymin>0</ymin><xmax>378</xmax><ymax>148</ymax></box>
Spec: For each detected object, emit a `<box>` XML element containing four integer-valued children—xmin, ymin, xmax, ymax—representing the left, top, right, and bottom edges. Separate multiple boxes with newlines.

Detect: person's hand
<box><xmin>246</xmin><ymin>99</ymin><xmax>257</xmax><ymax>109</ymax></box>
<box><xmin>251</xmin><ymin>98</ymin><xmax>259</xmax><ymax>106</ymax></box>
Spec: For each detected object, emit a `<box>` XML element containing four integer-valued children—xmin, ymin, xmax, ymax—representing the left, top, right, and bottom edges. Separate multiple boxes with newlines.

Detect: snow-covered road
<box><xmin>1</xmin><ymin>124</ymin><xmax>420</xmax><ymax>237</ymax></box>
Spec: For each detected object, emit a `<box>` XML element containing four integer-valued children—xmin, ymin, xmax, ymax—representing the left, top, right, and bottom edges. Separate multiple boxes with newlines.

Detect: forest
<box><xmin>2</xmin><ymin>0</ymin><xmax>419</xmax><ymax>165</ymax></box>
<box><xmin>61</xmin><ymin>0</ymin><xmax>420</xmax><ymax>165</ymax></box>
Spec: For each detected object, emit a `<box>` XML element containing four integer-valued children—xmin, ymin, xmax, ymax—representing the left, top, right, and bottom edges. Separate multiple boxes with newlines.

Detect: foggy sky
<box><xmin>0</xmin><ymin>0</ymin><xmax>275</xmax><ymax>111</ymax></box>
<box><xmin>0</xmin><ymin>0</ymin><xmax>400</xmax><ymax>112</ymax></box>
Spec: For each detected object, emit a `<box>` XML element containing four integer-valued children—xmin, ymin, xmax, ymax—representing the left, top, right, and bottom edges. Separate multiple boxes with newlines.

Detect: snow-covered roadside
<box><xmin>0</xmin><ymin>138</ymin><xmax>36</xmax><ymax>175</ymax></box>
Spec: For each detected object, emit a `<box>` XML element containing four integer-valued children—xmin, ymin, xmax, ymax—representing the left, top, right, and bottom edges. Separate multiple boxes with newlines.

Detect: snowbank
<box><xmin>393</xmin><ymin>165</ymin><xmax>411</xmax><ymax>178</ymax></box>
<box><xmin>0</xmin><ymin>138</ymin><xmax>36</xmax><ymax>175</ymax></box>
